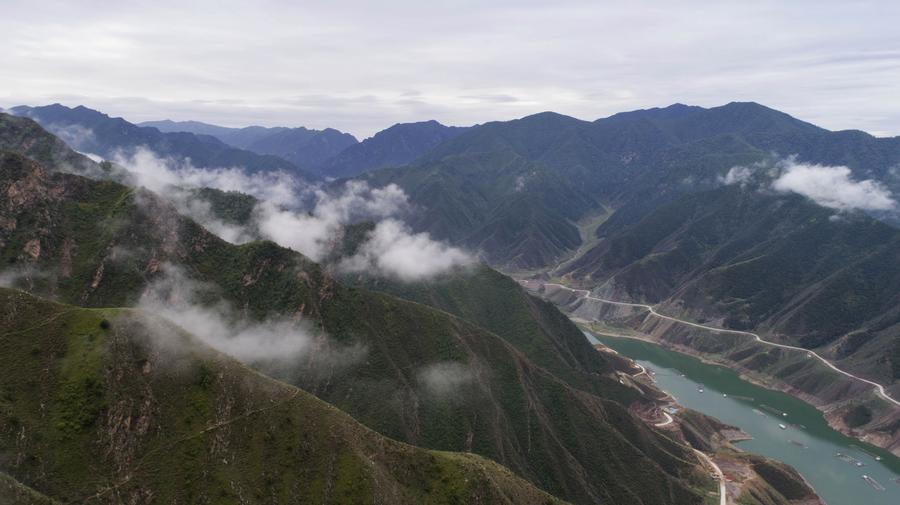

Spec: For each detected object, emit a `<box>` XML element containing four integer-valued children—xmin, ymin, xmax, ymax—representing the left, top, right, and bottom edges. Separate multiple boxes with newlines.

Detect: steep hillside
<box><xmin>0</xmin><ymin>112</ymin><xmax>102</xmax><ymax>175</ymax></box>
<box><xmin>362</xmin><ymin>102</ymin><xmax>899</xmax><ymax>269</ymax></box>
<box><xmin>348</xmin><ymin>263</ymin><xmax>632</xmax><ymax>388</ymax></box>
<box><xmin>361</xmin><ymin>145</ymin><xmax>597</xmax><ymax>269</ymax></box>
<box><xmin>0</xmin><ymin>152</ymin><xmax>712</xmax><ymax>505</ymax></box>
<box><xmin>322</xmin><ymin>120</ymin><xmax>467</xmax><ymax>178</ymax></box>
<box><xmin>10</xmin><ymin>104</ymin><xmax>304</xmax><ymax>177</ymax></box>
<box><xmin>0</xmin><ymin>288</ymin><xmax>568</xmax><ymax>505</ymax></box>
<box><xmin>561</xmin><ymin>185</ymin><xmax>900</xmax><ymax>390</ymax></box>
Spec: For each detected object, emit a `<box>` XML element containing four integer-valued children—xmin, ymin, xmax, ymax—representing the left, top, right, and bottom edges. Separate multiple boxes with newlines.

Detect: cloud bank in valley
<box><xmin>112</xmin><ymin>147</ymin><xmax>473</xmax><ymax>281</ymax></box>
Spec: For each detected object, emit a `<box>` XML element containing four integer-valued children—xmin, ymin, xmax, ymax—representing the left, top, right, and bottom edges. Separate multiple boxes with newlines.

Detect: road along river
<box><xmin>587</xmin><ymin>331</ymin><xmax>900</xmax><ymax>505</ymax></box>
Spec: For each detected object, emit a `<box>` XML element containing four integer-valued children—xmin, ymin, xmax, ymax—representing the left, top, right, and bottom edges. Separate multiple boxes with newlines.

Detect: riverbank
<box><xmin>523</xmin><ymin>279</ymin><xmax>900</xmax><ymax>457</ymax></box>
<box><xmin>592</xmin><ymin>331</ymin><xmax>899</xmax><ymax>505</ymax></box>
<box><xmin>598</xmin><ymin>341</ymin><xmax>826</xmax><ymax>505</ymax></box>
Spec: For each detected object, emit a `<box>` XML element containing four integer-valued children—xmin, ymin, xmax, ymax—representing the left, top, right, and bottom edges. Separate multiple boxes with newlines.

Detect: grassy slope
<box><xmin>0</xmin><ymin>288</ymin><xmax>567</xmax><ymax>505</ymax></box>
<box><xmin>352</xmin><ymin>263</ymin><xmax>637</xmax><ymax>395</ymax></box>
<box><xmin>0</xmin><ymin>152</ymin><xmax>710</xmax><ymax>505</ymax></box>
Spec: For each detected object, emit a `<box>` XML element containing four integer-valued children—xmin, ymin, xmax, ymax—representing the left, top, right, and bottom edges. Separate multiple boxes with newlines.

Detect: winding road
<box><xmin>693</xmin><ymin>449</ymin><xmax>727</xmax><ymax>505</ymax></box>
<box><xmin>653</xmin><ymin>411</ymin><xmax>674</xmax><ymax>427</ymax></box>
<box><xmin>537</xmin><ymin>282</ymin><xmax>900</xmax><ymax>408</ymax></box>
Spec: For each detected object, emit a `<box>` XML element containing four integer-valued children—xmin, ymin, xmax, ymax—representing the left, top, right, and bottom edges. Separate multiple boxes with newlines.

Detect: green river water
<box><xmin>586</xmin><ymin>331</ymin><xmax>900</xmax><ymax>505</ymax></box>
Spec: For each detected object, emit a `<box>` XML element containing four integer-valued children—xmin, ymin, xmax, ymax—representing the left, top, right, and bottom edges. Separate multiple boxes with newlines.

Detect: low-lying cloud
<box><xmin>114</xmin><ymin>147</ymin><xmax>301</xmax><ymax>206</ymax></box>
<box><xmin>340</xmin><ymin>219</ymin><xmax>473</xmax><ymax>281</ymax></box>
<box><xmin>416</xmin><ymin>361</ymin><xmax>476</xmax><ymax>398</ymax></box>
<box><xmin>110</xmin><ymin>147</ymin><xmax>474</xmax><ymax>280</ymax></box>
<box><xmin>771</xmin><ymin>161</ymin><xmax>896</xmax><ymax>211</ymax></box>
<box><xmin>256</xmin><ymin>180</ymin><xmax>408</xmax><ymax>261</ymax></box>
<box><xmin>137</xmin><ymin>264</ymin><xmax>365</xmax><ymax>372</ymax></box>
<box><xmin>722</xmin><ymin>156</ymin><xmax>897</xmax><ymax>212</ymax></box>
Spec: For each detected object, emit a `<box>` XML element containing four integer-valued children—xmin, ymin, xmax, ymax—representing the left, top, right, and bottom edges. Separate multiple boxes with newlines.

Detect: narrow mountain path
<box><xmin>693</xmin><ymin>449</ymin><xmax>728</xmax><ymax>505</ymax></box>
<box><xmin>539</xmin><ymin>282</ymin><xmax>900</xmax><ymax>408</ymax></box>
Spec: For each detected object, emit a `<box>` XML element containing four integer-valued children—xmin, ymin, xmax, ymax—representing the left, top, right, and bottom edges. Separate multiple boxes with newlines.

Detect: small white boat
<box><xmin>778</xmin><ymin>423</ymin><xmax>787</xmax><ymax>430</ymax></box>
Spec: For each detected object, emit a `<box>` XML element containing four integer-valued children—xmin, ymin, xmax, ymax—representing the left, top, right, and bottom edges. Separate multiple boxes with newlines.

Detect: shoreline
<box><xmin>521</xmin><ymin>278</ymin><xmax>900</xmax><ymax>457</ymax></box>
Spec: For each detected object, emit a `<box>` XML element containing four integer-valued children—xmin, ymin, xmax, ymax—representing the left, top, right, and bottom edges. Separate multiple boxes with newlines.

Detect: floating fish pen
<box><xmin>759</xmin><ymin>404</ymin><xmax>786</xmax><ymax>417</ymax></box>
<box><xmin>861</xmin><ymin>475</ymin><xmax>885</xmax><ymax>491</ymax></box>
<box><xmin>850</xmin><ymin>445</ymin><xmax>883</xmax><ymax>462</ymax></box>
<box><xmin>835</xmin><ymin>452</ymin><xmax>865</xmax><ymax>467</ymax></box>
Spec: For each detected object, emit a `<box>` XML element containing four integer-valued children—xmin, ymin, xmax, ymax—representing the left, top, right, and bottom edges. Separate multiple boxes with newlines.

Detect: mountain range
<box><xmin>0</xmin><ymin>123</ymin><xmax>720</xmax><ymax>504</ymax></box>
<box><xmin>141</xmin><ymin>119</ymin><xmax>358</xmax><ymax>173</ymax></box>
<box><xmin>2</xmin><ymin>98</ymin><xmax>896</xmax><ymax>502</ymax></box>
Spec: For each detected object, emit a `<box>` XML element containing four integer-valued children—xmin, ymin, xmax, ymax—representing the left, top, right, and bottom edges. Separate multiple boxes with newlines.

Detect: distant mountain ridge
<box><xmin>321</xmin><ymin>120</ymin><xmax>468</xmax><ymax>178</ymax></box>
<box><xmin>141</xmin><ymin>119</ymin><xmax>358</xmax><ymax>172</ymax></box>
<box><xmin>142</xmin><ymin>117</ymin><xmax>467</xmax><ymax>178</ymax></box>
<box><xmin>10</xmin><ymin>104</ymin><xmax>308</xmax><ymax>178</ymax></box>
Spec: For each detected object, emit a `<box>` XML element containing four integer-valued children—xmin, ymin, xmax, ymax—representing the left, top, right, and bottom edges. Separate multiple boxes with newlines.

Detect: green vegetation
<box><xmin>0</xmin><ymin>289</ymin><xmax>567</xmax><ymax>504</ymax></box>
<box><xmin>0</xmin><ymin>151</ymin><xmax>712</xmax><ymax>504</ymax></box>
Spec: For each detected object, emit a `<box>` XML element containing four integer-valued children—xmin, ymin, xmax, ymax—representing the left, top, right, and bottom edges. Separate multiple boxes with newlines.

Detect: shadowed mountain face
<box><xmin>10</xmin><ymin>104</ymin><xmax>308</xmax><ymax>178</ymax></box>
<box><xmin>363</xmin><ymin>102</ymin><xmax>899</xmax><ymax>269</ymax></box>
<box><xmin>561</xmin><ymin>185</ymin><xmax>900</xmax><ymax>388</ymax></box>
<box><xmin>352</xmin><ymin>102</ymin><xmax>900</xmax><ymax>394</ymax></box>
<box><xmin>320</xmin><ymin>120</ymin><xmax>468</xmax><ymax>178</ymax></box>
<box><xmin>0</xmin><ymin>147</ymin><xmax>712</xmax><ymax>505</ymax></box>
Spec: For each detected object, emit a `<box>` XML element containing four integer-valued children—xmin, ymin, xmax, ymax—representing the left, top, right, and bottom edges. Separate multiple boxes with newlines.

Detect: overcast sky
<box><xmin>2</xmin><ymin>0</ymin><xmax>899</xmax><ymax>138</ymax></box>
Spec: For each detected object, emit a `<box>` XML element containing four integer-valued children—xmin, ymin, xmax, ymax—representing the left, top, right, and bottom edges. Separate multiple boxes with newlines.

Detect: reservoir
<box><xmin>587</xmin><ymin>332</ymin><xmax>900</xmax><ymax>505</ymax></box>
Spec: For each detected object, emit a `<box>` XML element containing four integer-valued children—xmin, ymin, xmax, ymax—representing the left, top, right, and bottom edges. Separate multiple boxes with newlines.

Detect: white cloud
<box><xmin>720</xmin><ymin>165</ymin><xmax>755</xmax><ymax>186</ymax></box>
<box><xmin>416</xmin><ymin>361</ymin><xmax>475</xmax><ymax>398</ymax></box>
<box><xmin>339</xmin><ymin>219</ymin><xmax>473</xmax><ymax>281</ymax></box>
<box><xmin>137</xmin><ymin>264</ymin><xmax>365</xmax><ymax>372</ymax></box>
<box><xmin>113</xmin><ymin>147</ymin><xmax>300</xmax><ymax>206</ymax></box>
<box><xmin>772</xmin><ymin>160</ymin><xmax>896</xmax><ymax>211</ymax></box>
<box><xmin>255</xmin><ymin>180</ymin><xmax>410</xmax><ymax>261</ymax></box>
<box><xmin>111</xmin><ymin>147</ymin><xmax>473</xmax><ymax>279</ymax></box>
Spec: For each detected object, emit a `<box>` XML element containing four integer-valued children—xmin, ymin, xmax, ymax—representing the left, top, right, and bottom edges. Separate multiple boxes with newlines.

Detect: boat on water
<box><xmin>752</xmin><ymin>408</ymin><xmax>765</xmax><ymax>416</ymax></box>
<box><xmin>788</xmin><ymin>440</ymin><xmax>807</xmax><ymax>449</ymax></box>
<box><xmin>862</xmin><ymin>475</ymin><xmax>885</xmax><ymax>491</ymax></box>
<box><xmin>697</xmin><ymin>384</ymin><xmax>705</xmax><ymax>393</ymax></box>
<box><xmin>778</xmin><ymin>423</ymin><xmax>787</xmax><ymax>430</ymax></box>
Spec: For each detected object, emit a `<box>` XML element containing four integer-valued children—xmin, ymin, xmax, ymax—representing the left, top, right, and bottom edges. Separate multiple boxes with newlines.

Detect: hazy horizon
<box><xmin>3</xmin><ymin>0</ymin><xmax>900</xmax><ymax>138</ymax></box>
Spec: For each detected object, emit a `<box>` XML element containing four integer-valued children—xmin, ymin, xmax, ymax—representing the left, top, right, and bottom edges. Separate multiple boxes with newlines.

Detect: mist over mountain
<box><xmin>10</xmin><ymin>104</ymin><xmax>309</xmax><ymax>178</ymax></box>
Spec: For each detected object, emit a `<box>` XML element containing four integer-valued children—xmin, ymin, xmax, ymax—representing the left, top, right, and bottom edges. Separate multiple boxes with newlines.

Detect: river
<box><xmin>586</xmin><ymin>331</ymin><xmax>900</xmax><ymax>505</ymax></box>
